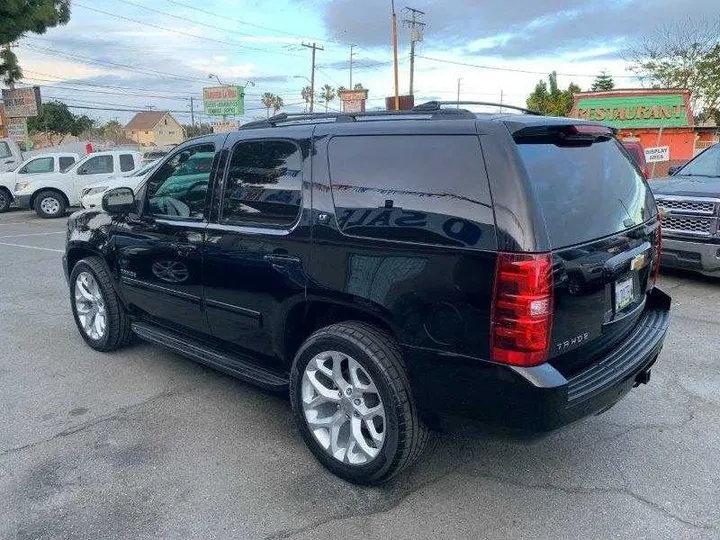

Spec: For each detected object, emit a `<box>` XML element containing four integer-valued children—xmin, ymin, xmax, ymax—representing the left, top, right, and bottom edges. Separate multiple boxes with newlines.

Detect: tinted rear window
<box><xmin>516</xmin><ymin>136</ymin><xmax>656</xmax><ymax>248</ymax></box>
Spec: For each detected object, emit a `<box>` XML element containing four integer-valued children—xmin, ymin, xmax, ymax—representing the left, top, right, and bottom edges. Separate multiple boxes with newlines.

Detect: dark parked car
<box><xmin>650</xmin><ymin>143</ymin><xmax>720</xmax><ymax>277</ymax></box>
<box><xmin>64</xmin><ymin>103</ymin><xmax>671</xmax><ymax>484</ymax></box>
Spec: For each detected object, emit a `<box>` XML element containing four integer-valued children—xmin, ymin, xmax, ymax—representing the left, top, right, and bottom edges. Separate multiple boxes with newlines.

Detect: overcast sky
<box><xmin>9</xmin><ymin>0</ymin><xmax>720</xmax><ymax>125</ymax></box>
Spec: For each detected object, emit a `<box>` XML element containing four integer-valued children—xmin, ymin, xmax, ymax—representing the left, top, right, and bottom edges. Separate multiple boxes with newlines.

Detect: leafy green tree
<box><xmin>27</xmin><ymin>101</ymin><xmax>94</xmax><ymax>144</ymax></box>
<box><xmin>526</xmin><ymin>72</ymin><xmax>581</xmax><ymax>116</ymax></box>
<box><xmin>300</xmin><ymin>86</ymin><xmax>313</xmax><ymax>112</ymax></box>
<box><xmin>0</xmin><ymin>1</ymin><xmax>71</xmax><ymax>86</ymax></box>
<box><xmin>261</xmin><ymin>92</ymin><xmax>275</xmax><ymax>118</ymax></box>
<box><xmin>101</xmin><ymin>120</ymin><xmax>124</xmax><ymax>142</ymax></box>
<box><xmin>628</xmin><ymin>19</ymin><xmax>720</xmax><ymax>117</ymax></box>
<box><xmin>320</xmin><ymin>84</ymin><xmax>336</xmax><ymax>112</ymax></box>
<box><xmin>591</xmin><ymin>71</ymin><xmax>615</xmax><ymax>91</ymax></box>
<box><xmin>272</xmin><ymin>95</ymin><xmax>284</xmax><ymax>115</ymax></box>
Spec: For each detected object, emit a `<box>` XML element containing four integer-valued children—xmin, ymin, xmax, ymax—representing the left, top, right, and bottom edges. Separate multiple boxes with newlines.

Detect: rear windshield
<box><xmin>515</xmin><ymin>135</ymin><xmax>656</xmax><ymax>248</ymax></box>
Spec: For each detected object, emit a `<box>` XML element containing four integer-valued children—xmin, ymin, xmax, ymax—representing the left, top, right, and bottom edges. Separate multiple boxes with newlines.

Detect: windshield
<box><xmin>132</xmin><ymin>161</ymin><xmax>158</xmax><ymax>177</ymax></box>
<box><xmin>677</xmin><ymin>145</ymin><xmax>720</xmax><ymax>179</ymax></box>
<box><xmin>0</xmin><ymin>142</ymin><xmax>12</xmax><ymax>159</ymax></box>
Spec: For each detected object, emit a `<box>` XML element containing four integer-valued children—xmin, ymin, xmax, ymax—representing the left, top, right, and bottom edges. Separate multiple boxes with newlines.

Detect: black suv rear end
<box><xmin>64</xmin><ymin>103</ymin><xmax>670</xmax><ymax>484</ymax></box>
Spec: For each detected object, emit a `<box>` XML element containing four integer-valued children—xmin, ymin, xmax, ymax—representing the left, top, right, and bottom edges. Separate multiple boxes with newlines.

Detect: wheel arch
<box><xmin>280</xmin><ymin>295</ymin><xmax>400</xmax><ymax>368</ymax></box>
<box><xmin>30</xmin><ymin>187</ymin><xmax>70</xmax><ymax>209</ymax></box>
<box><xmin>66</xmin><ymin>244</ymin><xmax>128</xmax><ymax>308</ymax></box>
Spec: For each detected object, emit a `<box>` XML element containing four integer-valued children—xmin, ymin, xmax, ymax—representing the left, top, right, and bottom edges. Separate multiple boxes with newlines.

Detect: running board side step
<box><xmin>131</xmin><ymin>321</ymin><xmax>289</xmax><ymax>391</ymax></box>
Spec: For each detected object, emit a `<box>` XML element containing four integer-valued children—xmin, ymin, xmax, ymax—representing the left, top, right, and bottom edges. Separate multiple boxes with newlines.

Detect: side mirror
<box><xmin>102</xmin><ymin>187</ymin><xmax>135</xmax><ymax>214</ymax></box>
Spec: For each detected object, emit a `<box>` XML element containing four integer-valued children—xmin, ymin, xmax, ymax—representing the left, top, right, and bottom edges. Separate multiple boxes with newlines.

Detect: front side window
<box><xmin>119</xmin><ymin>154</ymin><xmax>136</xmax><ymax>172</ymax></box>
<box><xmin>79</xmin><ymin>155</ymin><xmax>114</xmax><ymax>175</ymax></box>
<box><xmin>221</xmin><ymin>139</ymin><xmax>303</xmax><ymax>226</ymax></box>
<box><xmin>678</xmin><ymin>145</ymin><xmax>720</xmax><ymax>179</ymax></box>
<box><xmin>59</xmin><ymin>156</ymin><xmax>76</xmax><ymax>171</ymax></box>
<box><xmin>21</xmin><ymin>157</ymin><xmax>54</xmax><ymax>174</ymax></box>
<box><xmin>145</xmin><ymin>143</ymin><xmax>215</xmax><ymax>220</ymax></box>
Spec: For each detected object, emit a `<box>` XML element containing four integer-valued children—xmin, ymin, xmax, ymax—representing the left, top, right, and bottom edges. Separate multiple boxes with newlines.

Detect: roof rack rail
<box><xmin>239</xmin><ymin>107</ymin><xmax>477</xmax><ymax>129</ymax></box>
<box><xmin>413</xmin><ymin>100</ymin><xmax>542</xmax><ymax>116</ymax></box>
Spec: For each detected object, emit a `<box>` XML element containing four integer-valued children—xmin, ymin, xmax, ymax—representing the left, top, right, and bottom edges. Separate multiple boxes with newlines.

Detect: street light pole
<box><xmin>391</xmin><ymin>0</ymin><xmax>400</xmax><ymax>111</ymax></box>
<box><xmin>457</xmin><ymin>78</ymin><xmax>462</xmax><ymax>107</ymax></box>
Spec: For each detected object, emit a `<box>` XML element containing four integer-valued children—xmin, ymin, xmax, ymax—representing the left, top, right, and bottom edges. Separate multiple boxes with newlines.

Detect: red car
<box><xmin>622</xmin><ymin>140</ymin><xmax>650</xmax><ymax>179</ymax></box>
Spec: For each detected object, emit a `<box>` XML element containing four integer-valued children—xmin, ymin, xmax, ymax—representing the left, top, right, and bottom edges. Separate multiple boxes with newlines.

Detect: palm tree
<box><xmin>354</xmin><ymin>83</ymin><xmax>364</xmax><ymax>90</ymax></box>
<box><xmin>301</xmin><ymin>86</ymin><xmax>313</xmax><ymax>113</ymax></box>
<box><xmin>320</xmin><ymin>84</ymin><xmax>336</xmax><ymax>112</ymax></box>
<box><xmin>272</xmin><ymin>95</ymin><xmax>284</xmax><ymax>115</ymax></box>
<box><xmin>261</xmin><ymin>92</ymin><xmax>275</xmax><ymax>118</ymax></box>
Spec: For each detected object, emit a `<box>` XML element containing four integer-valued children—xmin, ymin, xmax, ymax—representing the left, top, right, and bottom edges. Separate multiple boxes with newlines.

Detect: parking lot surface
<box><xmin>0</xmin><ymin>208</ymin><xmax>718</xmax><ymax>540</ymax></box>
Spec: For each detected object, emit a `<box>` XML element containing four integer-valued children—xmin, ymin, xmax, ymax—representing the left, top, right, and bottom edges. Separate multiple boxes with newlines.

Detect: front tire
<box><xmin>0</xmin><ymin>188</ymin><xmax>11</xmax><ymax>213</ymax></box>
<box><xmin>290</xmin><ymin>322</ymin><xmax>428</xmax><ymax>484</ymax></box>
<box><xmin>34</xmin><ymin>190</ymin><xmax>66</xmax><ymax>218</ymax></box>
<box><xmin>70</xmin><ymin>257</ymin><xmax>133</xmax><ymax>351</ymax></box>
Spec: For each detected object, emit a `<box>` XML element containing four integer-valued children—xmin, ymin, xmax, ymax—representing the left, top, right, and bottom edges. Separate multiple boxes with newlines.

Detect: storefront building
<box><xmin>570</xmin><ymin>89</ymin><xmax>719</xmax><ymax>177</ymax></box>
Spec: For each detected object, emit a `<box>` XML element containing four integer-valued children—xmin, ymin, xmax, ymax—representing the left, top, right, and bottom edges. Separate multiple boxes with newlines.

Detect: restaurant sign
<box><xmin>203</xmin><ymin>86</ymin><xmax>244</xmax><ymax>117</ymax></box>
<box><xmin>571</xmin><ymin>91</ymin><xmax>691</xmax><ymax>128</ymax></box>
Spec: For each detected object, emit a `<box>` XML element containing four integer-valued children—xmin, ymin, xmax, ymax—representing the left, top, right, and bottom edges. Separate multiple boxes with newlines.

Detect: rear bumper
<box><xmin>14</xmin><ymin>194</ymin><xmax>32</xmax><ymax>210</ymax></box>
<box><xmin>406</xmin><ymin>287</ymin><xmax>671</xmax><ymax>436</ymax></box>
<box><xmin>661</xmin><ymin>237</ymin><xmax>720</xmax><ymax>276</ymax></box>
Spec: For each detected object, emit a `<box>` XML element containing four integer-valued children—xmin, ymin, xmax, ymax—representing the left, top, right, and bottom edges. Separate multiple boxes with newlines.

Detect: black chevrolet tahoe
<box><xmin>63</xmin><ymin>102</ymin><xmax>671</xmax><ymax>484</ymax></box>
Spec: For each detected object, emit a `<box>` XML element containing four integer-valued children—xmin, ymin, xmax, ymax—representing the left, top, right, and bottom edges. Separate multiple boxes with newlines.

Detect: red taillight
<box><xmin>491</xmin><ymin>252</ymin><xmax>554</xmax><ymax>367</ymax></box>
<box><xmin>653</xmin><ymin>219</ymin><xmax>662</xmax><ymax>286</ymax></box>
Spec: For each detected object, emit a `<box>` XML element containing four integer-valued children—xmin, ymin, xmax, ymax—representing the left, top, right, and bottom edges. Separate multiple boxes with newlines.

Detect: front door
<box><xmin>203</xmin><ymin>135</ymin><xmax>312</xmax><ymax>365</ymax></box>
<box><xmin>114</xmin><ymin>141</ymin><xmax>219</xmax><ymax>334</ymax></box>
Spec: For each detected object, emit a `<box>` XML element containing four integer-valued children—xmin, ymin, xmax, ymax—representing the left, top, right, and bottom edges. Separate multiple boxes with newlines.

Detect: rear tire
<box><xmin>0</xmin><ymin>188</ymin><xmax>11</xmax><ymax>213</ymax></box>
<box><xmin>70</xmin><ymin>257</ymin><xmax>134</xmax><ymax>351</ymax></box>
<box><xmin>290</xmin><ymin>321</ymin><xmax>428</xmax><ymax>485</ymax></box>
<box><xmin>34</xmin><ymin>190</ymin><xmax>66</xmax><ymax>218</ymax></box>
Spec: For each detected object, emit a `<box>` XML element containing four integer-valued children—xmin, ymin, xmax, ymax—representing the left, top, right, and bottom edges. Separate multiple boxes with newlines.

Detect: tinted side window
<box><xmin>79</xmin><ymin>155</ymin><xmax>114</xmax><ymax>175</ymax></box>
<box><xmin>21</xmin><ymin>157</ymin><xmax>54</xmax><ymax>174</ymax></box>
<box><xmin>145</xmin><ymin>144</ymin><xmax>215</xmax><ymax>220</ymax></box>
<box><xmin>120</xmin><ymin>154</ymin><xmax>136</xmax><ymax>172</ymax></box>
<box><xmin>328</xmin><ymin>135</ymin><xmax>494</xmax><ymax>249</ymax></box>
<box><xmin>221</xmin><ymin>139</ymin><xmax>302</xmax><ymax>226</ymax></box>
<box><xmin>59</xmin><ymin>156</ymin><xmax>76</xmax><ymax>171</ymax></box>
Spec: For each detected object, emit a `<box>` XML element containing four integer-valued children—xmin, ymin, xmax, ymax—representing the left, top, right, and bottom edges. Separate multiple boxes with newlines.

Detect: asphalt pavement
<box><xmin>0</xmin><ymin>208</ymin><xmax>718</xmax><ymax>540</ymax></box>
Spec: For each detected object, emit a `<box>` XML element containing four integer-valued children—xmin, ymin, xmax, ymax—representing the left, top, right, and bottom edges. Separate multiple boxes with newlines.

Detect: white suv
<box><xmin>0</xmin><ymin>152</ymin><xmax>79</xmax><ymax>213</ymax></box>
<box><xmin>14</xmin><ymin>150</ymin><xmax>141</xmax><ymax>218</ymax></box>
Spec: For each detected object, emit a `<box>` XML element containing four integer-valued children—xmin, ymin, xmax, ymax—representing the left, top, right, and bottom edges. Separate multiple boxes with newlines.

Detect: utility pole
<box><xmin>391</xmin><ymin>0</ymin><xmax>400</xmax><ymax>110</ymax></box>
<box><xmin>302</xmin><ymin>42</ymin><xmax>324</xmax><ymax>113</ymax></box>
<box><xmin>349</xmin><ymin>44</ymin><xmax>356</xmax><ymax>89</ymax></box>
<box><xmin>457</xmin><ymin>78</ymin><xmax>462</xmax><ymax>107</ymax></box>
<box><xmin>499</xmin><ymin>89</ymin><xmax>504</xmax><ymax>112</ymax></box>
<box><xmin>189</xmin><ymin>96</ymin><xmax>196</xmax><ymax>126</ymax></box>
<box><xmin>403</xmin><ymin>7</ymin><xmax>425</xmax><ymax>96</ymax></box>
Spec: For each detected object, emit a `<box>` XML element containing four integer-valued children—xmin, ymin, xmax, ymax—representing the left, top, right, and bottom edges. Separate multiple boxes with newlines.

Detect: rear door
<box><xmin>202</xmin><ymin>130</ymin><xmax>312</xmax><ymax>365</ymax></box>
<box><xmin>512</xmin><ymin>124</ymin><xmax>660</xmax><ymax>376</ymax></box>
<box><xmin>73</xmin><ymin>154</ymin><xmax>116</xmax><ymax>203</ymax></box>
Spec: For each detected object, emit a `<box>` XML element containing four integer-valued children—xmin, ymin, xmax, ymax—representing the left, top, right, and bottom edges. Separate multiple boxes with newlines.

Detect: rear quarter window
<box><xmin>327</xmin><ymin>135</ymin><xmax>495</xmax><ymax>250</ymax></box>
<box><xmin>515</xmin><ymin>136</ymin><xmax>656</xmax><ymax>248</ymax></box>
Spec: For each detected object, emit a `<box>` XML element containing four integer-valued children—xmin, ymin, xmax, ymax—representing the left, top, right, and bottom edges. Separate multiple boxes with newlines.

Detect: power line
<box><xmin>416</xmin><ymin>55</ymin><xmax>639</xmax><ymax>79</ymax></box>
<box><xmin>73</xmin><ymin>1</ymin><xmax>306</xmax><ymax>59</ymax></box>
<box><xmin>161</xmin><ymin>0</ymin><xmax>354</xmax><ymax>48</ymax></box>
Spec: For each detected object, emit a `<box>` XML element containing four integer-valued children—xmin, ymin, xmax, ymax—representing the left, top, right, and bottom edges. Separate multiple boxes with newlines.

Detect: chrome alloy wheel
<box><xmin>40</xmin><ymin>196</ymin><xmax>60</xmax><ymax>215</ymax></box>
<box><xmin>74</xmin><ymin>271</ymin><xmax>107</xmax><ymax>340</ymax></box>
<box><xmin>301</xmin><ymin>351</ymin><xmax>386</xmax><ymax>465</ymax></box>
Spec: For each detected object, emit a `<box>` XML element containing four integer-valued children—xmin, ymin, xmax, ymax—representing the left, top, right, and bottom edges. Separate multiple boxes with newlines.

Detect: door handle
<box><xmin>264</xmin><ymin>253</ymin><xmax>301</xmax><ymax>266</ymax></box>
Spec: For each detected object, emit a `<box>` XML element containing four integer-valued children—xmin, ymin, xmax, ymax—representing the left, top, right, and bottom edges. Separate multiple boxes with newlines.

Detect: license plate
<box><xmin>615</xmin><ymin>276</ymin><xmax>634</xmax><ymax>311</ymax></box>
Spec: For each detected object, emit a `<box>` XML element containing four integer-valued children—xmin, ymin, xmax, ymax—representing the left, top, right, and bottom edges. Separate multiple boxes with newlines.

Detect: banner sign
<box><xmin>203</xmin><ymin>86</ymin><xmax>244</xmax><ymax>116</ymax></box>
<box><xmin>2</xmin><ymin>86</ymin><xmax>42</xmax><ymax>117</ymax></box>
<box><xmin>6</xmin><ymin>117</ymin><xmax>29</xmax><ymax>143</ymax></box>
<box><xmin>645</xmin><ymin>146</ymin><xmax>670</xmax><ymax>163</ymax></box>
<box><xmin>571</xmin><ymin>91</ymin><xmax>691</xmax><ymax>128</ymax></box>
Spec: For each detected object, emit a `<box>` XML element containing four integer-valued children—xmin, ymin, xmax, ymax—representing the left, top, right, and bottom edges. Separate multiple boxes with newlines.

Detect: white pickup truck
<box><xmin>0</xmin><ymin>152</ymin><xmax>80</xmax><ymax>212</ymax></box>
<box><xmin>0</xmin><ymin>138</ymin><xmax>25</xmax><ymax>173</ymax></box>
<box><xmin>14</xmin><ymin>150</ymin><xmax>142</xmax><ymax>218</ymax></box>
